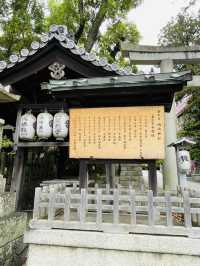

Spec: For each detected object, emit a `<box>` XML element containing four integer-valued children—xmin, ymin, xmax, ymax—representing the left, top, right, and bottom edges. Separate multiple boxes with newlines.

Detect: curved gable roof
<box><xmin>0</xmin><ymin>25</ymin><xmax>133</xmax><ymax>86</ymax></box>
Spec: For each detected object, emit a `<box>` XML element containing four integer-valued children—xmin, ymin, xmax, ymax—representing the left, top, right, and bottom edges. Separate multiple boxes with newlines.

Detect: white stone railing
<box><xmin>29</xmin><ymin>186</ymin><xmax>200</xmax><ymax>237</ymax></box>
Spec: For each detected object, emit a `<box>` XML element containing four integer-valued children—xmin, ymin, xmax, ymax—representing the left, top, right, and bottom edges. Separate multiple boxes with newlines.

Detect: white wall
<box><xmin>25</xmin><ymin>230</ymin><xmax>200</xmax><ymax>266</ymax></box>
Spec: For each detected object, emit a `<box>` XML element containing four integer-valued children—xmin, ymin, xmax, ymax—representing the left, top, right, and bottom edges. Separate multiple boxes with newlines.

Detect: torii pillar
<box><xmin>160</xmin><ymin>59</ymin><xmax>178</xmax><ymax>190</ymax></box>
<box><xmin>121</xmin><ymin>45</ymin><xmax>200</xmax><ymax>190</ymax></box>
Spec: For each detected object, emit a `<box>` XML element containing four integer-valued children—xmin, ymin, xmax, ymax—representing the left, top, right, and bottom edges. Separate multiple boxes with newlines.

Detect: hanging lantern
<box><xmin>53</xmin><ymin>109</ymin><xmax>69</xmax><ymax>141</ymax></box>
<box><xmin>36</xmin><ymin>109</ymin><xmax>53</xmax><ymax>139</ymax></box>
<box><xmin>19</xmin><ymin>110</ymin><xmax>36</xmax><ymax>140</ymax></box>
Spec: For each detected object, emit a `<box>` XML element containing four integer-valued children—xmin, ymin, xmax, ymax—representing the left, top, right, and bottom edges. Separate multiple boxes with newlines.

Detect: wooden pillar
<box><xmin>10</xmin><ymin>148</ymin><xmax>25</xmax><ymax>210</ymax></box>
<box><xmin>0</xmin><ymin>152</ymin><xmax>5</xmax><ymax>175</ymax></box>
<box><xmin>10</xmin><ymin>107</ymin><xmax>25</xmax><ymax>210</ymax></box>
<box><xmin>13</xmin><ymin>108</ymin><xmax>22</xmax><ymax>146</ymax></box>
<box><xmin>79</xmin><ymin>160</ymin><xmax>88</xmax><ymax>189</ymax></box>
<box><xmin>105</xmin><ymin>162</ymin><xmax>114</xmax><ymax>188</ymax></box>
<box><xmin>57</xmin><ymin>147</ymin><xmax>66</xmax><ymax>179</ymax></box>
<box><xmin>148</xmin><ymin>160</ymin><xmax>157</xmax><ymax>195</ymax></box>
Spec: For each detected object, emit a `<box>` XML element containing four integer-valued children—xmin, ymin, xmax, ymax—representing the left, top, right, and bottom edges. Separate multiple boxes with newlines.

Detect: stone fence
<box><xmin>30</xmin><ymin>186</ymin><xmax>200</xmax><ymax>237</ymax></box>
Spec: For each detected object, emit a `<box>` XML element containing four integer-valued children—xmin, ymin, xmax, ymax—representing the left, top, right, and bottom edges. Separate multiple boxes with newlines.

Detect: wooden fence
<box><xmin>30</xmin><ymin>187</ymin><xmax>200</xmax><ymax>237</ymax></box>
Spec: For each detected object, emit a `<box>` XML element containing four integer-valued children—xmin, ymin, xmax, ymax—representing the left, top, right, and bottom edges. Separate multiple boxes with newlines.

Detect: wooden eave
<box><xmin>0</xmin><ymin>87</ymin><xmax>20</xmax><ymax>102</ymax></box>
<box><xmin>43</xmin><ymin>71</ymin><xmax>192</xmax><ymax>112</ymax></box>
<box><xmin>0</xmin><ymin>40</ymin><xmax>118</xmax><ymax>86</ymax></box>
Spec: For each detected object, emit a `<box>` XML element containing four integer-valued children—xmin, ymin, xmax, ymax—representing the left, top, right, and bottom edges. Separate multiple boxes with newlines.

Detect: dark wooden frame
<box><xmin>78</xmin><ymin>159</ymin><xmax>157</xmax><ymax>194</ymax></box>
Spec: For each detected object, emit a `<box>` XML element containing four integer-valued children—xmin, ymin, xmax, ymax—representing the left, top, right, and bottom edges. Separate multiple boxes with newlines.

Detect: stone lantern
<box><xmin>169</xmin><ymin>137</ymin><xmax>196</xmax><ymax>188</ymax></box>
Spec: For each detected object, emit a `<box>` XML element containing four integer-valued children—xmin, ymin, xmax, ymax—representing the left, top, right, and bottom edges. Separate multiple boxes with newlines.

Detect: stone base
<box><xmin>0</xmin><ymin>175</ymin><xmax>6</xmax><ymax>193</ymax></box>
<box><xmin>0</xmin><ymin>192</ymin><xmax>16</xmax><ymax>217</ymax></box>
<box><xmin>25</xmin><ymin>230</ymin><xmax>200</xmax><ymax>266</ymax></box>
<box><xmin>0</xmin><ymin>212</ymin><xmax>27</xmax><ymax>266</ymax></box>
<box><xmin>0</xmin><ymin>235</ymin><xmax>27</xmax><ymax>266</ymax></box>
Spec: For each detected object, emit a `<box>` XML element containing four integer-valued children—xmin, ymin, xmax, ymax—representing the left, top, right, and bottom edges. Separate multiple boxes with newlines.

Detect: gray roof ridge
<box><xmin>0</xmin><ymin>24</ymin><xmax>134</xmax><ymax>76</ymax></box>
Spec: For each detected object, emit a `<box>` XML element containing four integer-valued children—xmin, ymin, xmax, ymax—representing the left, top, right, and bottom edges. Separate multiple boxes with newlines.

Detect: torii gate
<box><xmin>121</xmin><ymin>44</ymin><xmax>200</xmax><ymax>190</ymax></box>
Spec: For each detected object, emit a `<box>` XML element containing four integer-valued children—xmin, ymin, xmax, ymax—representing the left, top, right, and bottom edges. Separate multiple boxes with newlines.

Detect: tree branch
<box><xmin>75</xmin><ymin>0</ymin><xmax>86</xmax><ymax>42</ymax></box>
<box><xmin>85</xmin><ymin>0</ymin><xmax>108</xmax><ymax>52</ymax></box>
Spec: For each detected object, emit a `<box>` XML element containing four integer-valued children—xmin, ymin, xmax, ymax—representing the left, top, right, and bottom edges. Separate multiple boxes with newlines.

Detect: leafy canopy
<box><xmin>98</xmin><ymin>21</ymin><xmax>140</xmax><ymax>68</ymax></box>
<box><xmin>159</xmin><ymin>11</ymin><xmax>200</xmax><ymax>48</ymax></box>
<box><xmin>0</xmin><ymin>0</ymin><xmax>141</xmax><ymax>69</ymax></box>
<box><xmin>46</xmin><ymin>0</ymin><xmax>141</xmax><ymax>66</ymax></box>
<box><xmin>0</xmin><ymin>0</ymin><xmax>45</xmax><ymax>59</ymax></box>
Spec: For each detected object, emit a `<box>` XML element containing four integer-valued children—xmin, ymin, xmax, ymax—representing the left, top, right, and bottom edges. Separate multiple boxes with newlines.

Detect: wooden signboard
<box><xmin>69</xmin><ymin>106</ymin><xmax>165</xmax><ymax>159</ymax></box>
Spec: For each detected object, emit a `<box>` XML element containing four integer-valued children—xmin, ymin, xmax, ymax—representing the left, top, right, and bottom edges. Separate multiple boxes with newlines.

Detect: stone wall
<box><xmin>0</xmin><ymin>175</ymin><xmax>27</xmax><ymax>266</ymax></box>
<box><xmin>0</xmin><ymin>174</ymin><xmax>6</xmax><ymax>193</ymax></box>
<box><xmin>0</xmin><ymin>192</ymin><xmax>16</xmax><ymax>217</ymax></box>
<box><xmin>24</xmin><ymin>230</ymin><xmax>200</xmax><ymax>266</ymax></box>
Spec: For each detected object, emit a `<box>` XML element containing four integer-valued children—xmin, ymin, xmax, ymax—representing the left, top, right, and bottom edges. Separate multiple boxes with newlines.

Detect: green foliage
<box><xmin>177</xmin><ymin>86</ymin><xmax>200</xmax><ymax>161</ymax></box>
<box><xmin>0</xmin><ymin>0</ymin><xmax>141</xmax><ymax>68</ymax></box>
<box><xmin>0</xmin><ymin>137</ymin><xmax>13</xmax><ymax>149</ymax></box>
<box><xmin>159</xmin><ymin>12</ymin><xmax>200</xmax><ymax>47</ymax></box>
<box><xmin>46</xmin><ymin>0</ymin><xmax>141</xmax><ymax>67</ymax></box>
<box><xmin>98</xmin><ymin>21</ymin><xmax>140</xmax><ymax>70</ymax></box>
<box><xmin>159</xmin><ymin>11</ymin><xmax>200</xmax><ymax>74</ymax></box>
<box><xmin>0</xmin><ymin>0</ymin><xmax>45</xmax><ymax>59</ymax></box>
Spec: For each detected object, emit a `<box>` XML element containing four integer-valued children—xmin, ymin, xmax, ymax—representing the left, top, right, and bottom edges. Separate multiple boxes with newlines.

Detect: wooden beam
<box><xmin>20</xmin><ymin>103</ymin><xmax>68</xmax><ymax>112</ymax></box>
<box><xmin>105</xmin><ymin>163</ymin><xmax>114</xmax><ymax>188</ymax></box>
<box><xmin>10</xmin><ymin>148</ymin><xmax>25</xmax><ymax>210</ymax></box>
<box><xmin>79</xmin><ymin>160</ymin><xmax>88</xmax><ymax>189</ymax></box>
<box><xmin>17</xmin><ymin>142</ymin><xmax>69</xmax><ymax>148</ymax></box>
<box><xmin>148</xmin><ymin>160</ymin><xmax>157</xmax><ymax>195</ymax></box>
<box><xmin>14</xmin><ymin>108</ymin><xmax>22</xmax><ymax>146</ymax></box>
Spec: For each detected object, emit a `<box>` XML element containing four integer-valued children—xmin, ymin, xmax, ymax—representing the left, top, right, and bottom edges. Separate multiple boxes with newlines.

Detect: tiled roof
<box><xmin>0</xmin><ymin>24</ymin><xmax>134</xmax><ymax>76</ymax></box>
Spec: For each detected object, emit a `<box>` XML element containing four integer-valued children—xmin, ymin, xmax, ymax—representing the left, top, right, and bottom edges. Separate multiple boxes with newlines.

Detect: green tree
<box><xmin>159</xmin><ymin>11</ymin><xmax>200</xmax><ymax>73</ymax></box>
<box><xmin>98</xmin><ymin>21</ymin><xmax>140</xmax><ymax>67</ymax></box>
<box><xmin>0</xmin><ymin>0</ymin><xmax>141</xmax><ymax>68</ymax></box>
<box><xmin>176</xmin><ymin>86</ymin><xmax>200</xmax><ymax>161</ymax></box>
<box><xmin>46</xmin><ymin>0</ymin><xmax>141</xmax><ymax>66</ymax></box>
<box><xmin>159</xmin><ymin>11</ymin><xmax>200</xmax><ymax>49</ymax></box>
<box><xmin>159</xmin><ymin>10</ymin><xmax>200</xmax><ymax>161</ymax></box>
<box><xmin>0</xmin><ymin>0</ymin><xmax>45</xmax><ymax>59</ymax></box>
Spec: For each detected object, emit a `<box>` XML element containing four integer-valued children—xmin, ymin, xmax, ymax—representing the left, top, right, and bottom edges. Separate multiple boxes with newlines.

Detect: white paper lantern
<box><xmin>19</xmin><ymin>111</ymin><xmax>36</xmax><ymax>140</ymax></box>
<box><xmin>53</xmin><ymin>110</ymin><xmax>69</xmax><ymax>140</ymax></box>
<box><xmin>36</xmin><ymin>109</ymin><xmax>53</xmax><ymax>139</ymax></box>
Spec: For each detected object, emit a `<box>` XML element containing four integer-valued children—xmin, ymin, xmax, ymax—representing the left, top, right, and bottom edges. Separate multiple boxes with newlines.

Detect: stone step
<box><xmin>120</xmin><ymin>166</ymin><xmax>142</xmax><ymax>171</ymax></box>
<box><xmin>119</xmin><ymin>176</ymin><xmax>142</xmax><ymax>181</ymax></box>
<box><xmin>120</xmin><ymin>171</ymin><xmax>142</xmax><ymax>176</ymax></box>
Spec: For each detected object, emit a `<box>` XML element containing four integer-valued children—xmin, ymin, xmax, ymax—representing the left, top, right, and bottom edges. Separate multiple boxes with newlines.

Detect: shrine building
<box><xmin>0</xmin><ymin>25</ymin><xmax>191</xmax><ymax>210</ymax></box>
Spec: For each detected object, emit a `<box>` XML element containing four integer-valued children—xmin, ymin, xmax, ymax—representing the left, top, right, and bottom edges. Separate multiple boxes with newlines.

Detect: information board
<box><xmin>69</xmin><ymin>106</ymin><xmax>165</xmax><ymax>159</ymax></box>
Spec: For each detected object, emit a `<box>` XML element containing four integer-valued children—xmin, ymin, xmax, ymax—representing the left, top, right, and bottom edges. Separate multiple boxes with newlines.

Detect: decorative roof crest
<box><xmin>48</xmin><ymin>62</ymin><xmax>66</xmax><ymax>80</ymax></box>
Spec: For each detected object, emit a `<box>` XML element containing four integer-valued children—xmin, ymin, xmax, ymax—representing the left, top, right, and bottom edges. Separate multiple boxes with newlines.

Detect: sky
<box><xmin>128</xmin><ymin>0</ymin><xmax>200</xmax><ymax>45</ymax></box>
<box><xmin>126</xmin><ymin>0</ymin><xmax>200</xmax><ymax>72</ymax></box>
